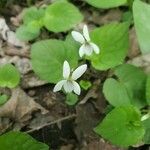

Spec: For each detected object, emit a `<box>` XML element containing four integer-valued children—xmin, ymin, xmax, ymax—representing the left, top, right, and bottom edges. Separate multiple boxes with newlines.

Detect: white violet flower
<box><xmin>71</xmin><ymin>25</ymin><xmax>100</xmax><ymax>57</ymax></box>
<box><xmin>53</xmin><ymin>61</ymin><xmax>87</xmax><ymax>95</ymax></box>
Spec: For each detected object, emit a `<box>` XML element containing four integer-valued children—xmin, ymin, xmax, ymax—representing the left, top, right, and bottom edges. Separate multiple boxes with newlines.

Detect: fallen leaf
<box><xmin>128</xmin><ymin>27</ymin><xmax>140</xmax><ymax>58</ymax></box>
<box><xmin>81</xmin><ymin>139</ymin><xmax>125</xmax><ymax>150</ymax></box>
<box><xmin>0</xmin><ymin>55</ymin><xmax>32</xmax><ymax>75</ymax></box>
<box><xmin>128</xmin><ymin>53</ymin><xmax>150</xmax><ymax>73</ymax></box>
<box><xmin>0</xmin><ymin>88</ymin><xmax>48</xmax><ymax>123</ymax></box>
<box><xmin>21</xmin><ymin>72</ymin><xmax>48</xmax><ymax>89</ymax></box>
<box><xmin>0</xmin><ymin>18</ymin><xmax>25</xmax><ymax>47</ymax></box>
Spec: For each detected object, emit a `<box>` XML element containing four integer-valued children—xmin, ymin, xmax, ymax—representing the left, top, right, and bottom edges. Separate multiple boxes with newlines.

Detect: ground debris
<box><xmin>0</xmin><ymin>88</ymin><xmax>48</xmax><ymax>123</ymax></box>
<box><xmin>0</xmin><ymin>18</ymin><xmax>25</xmax><ymax>48</ymax></box>
<box><xmin>128</xmin><ymin>53</ymin><xmax>150</xmax><ymax>73</ymax></box>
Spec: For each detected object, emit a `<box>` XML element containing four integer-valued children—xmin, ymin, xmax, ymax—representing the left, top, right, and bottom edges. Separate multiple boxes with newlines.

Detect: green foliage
<box><xmin>0</xmin><ymin>131</ymin><xmax>49</xmax><ymax>150</ymax></box>
<box><xmin>16</xmin><ymin>7</ymin><xmax>44</xmax><ymax>41</ymax></box>
<box><xmin>66</xmin><ymin>93</ymin><xmax>78</xmax><ymax>105</ymax></box>
<box><xmin>0</xmin><ymin>94</ymin><xmax>9</xmax><ymax>105</ymax></box>
<box><xmin>79</xmin><ymin>80</ymin><xmax>92</xmax><ymax>90</ymax></box>
<box><xmin>31</xmin><ymin>39</ymin><xmax>79</xmax><ymax>83</ymax></box>
<box><xmin>44</xmin><ymin>1</ymin><xmax>83</xmax><ymax>32</ymax></box>
<box><xmin>146</xmin><ymin>76</ymin><xmax>150</xmax><ymax>105</ymax></box>
<box><xmin>103</xmin><ymin>78</ymin><xmax>131</xmax><ymax>106</ymax></box>
<box><xmin>103</xmin><ymin>64</ymin><xmax>147</xmax><ymax>108</ymax></box>
<box><xmin>89</xmin><ymin>22</ymin><xmax>129</xmax><ymax>70</ymax></box>
<box><xmin>143</xmin><ymin>117</ymin><xmax>150</xmax><ymax>144</ymax></box>
<box><xmin>0</xmin><ymin>64</ymin><xmax>20</xmax><ymax>88</ymax></box>
<box><xmin>85</xmin><ymin>0</ymin><xmax>127</xmax><ymax>8</ymax></box>
<box><xmin>133</xmin><ymin>0</ymin><xmax>150</xmax><ymax>54</ymax></box>
<box><xmin>16</xmin><ymin>1</ymin><xmax>83</xmax><ymax>41</ymax></box>
<box><xmin>94</xmin><ymin>106</ymin><xmax>145</xmax><ymax>147</ymax></box>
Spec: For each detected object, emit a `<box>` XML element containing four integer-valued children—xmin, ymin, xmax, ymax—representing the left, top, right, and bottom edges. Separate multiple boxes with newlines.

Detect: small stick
<box><xmin>26</xmin><ymin>114</ymin><xmax>77</xmax><ymax>133</ymax></box>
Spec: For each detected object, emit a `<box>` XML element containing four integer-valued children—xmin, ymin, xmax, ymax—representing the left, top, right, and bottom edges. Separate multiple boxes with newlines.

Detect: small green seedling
<box><xmin>0</xmin><ymin>94</ymin><xmax>9</xmax><ymax>105</ymax></box>
<box><xmin>79</xmin><ymin>80</ymin><xmax>92</xmax><ymax>90</ymax></box>
<box><xmin>0</xmin><ymin>64</ymin><xmax>20</xmax><ymax>105</ymax></box>
<box><xmin>16</xmin><ymin>1</ymin><xmax>83</xmax><ymax>41</ymax></box>
<box><xmin>0</xmin><ymin>64</ymin><xmax>20</xmax><ymax>88</ymax></box>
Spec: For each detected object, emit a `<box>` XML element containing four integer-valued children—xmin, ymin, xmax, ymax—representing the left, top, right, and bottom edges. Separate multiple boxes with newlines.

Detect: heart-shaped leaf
<box><xmin>103</xmin><ymin>64</ymin><xmax>147</xmax><ymax>108</ymax></box>
<box><xmin>44</xmin><ymin>1</ymin><xmax>83</xmax><ymax>32</ymax></box>
<box><xmin>31</xmin><ymin>39</ymin><xmax>79</xmax><ymax>83</ymax></box>
<box><xmin>0</xmin><ymin>64</ymin><xmax>20</xmax><ymax>88</ymax></box>
<box><xmin>89</xmin><ymin>22</ymin><xmax>129</xmax><ymax>70</ymax></box>
<box><xmin>94</xmin><ymin>106</ymin><xmax>145</xmax><ymax>147</ymax></box>
<box><xmin>16</xmin><ymin>7</ymin><xmax>44</xmax><ymax>41</ymax></box>
<box><xmin>133</xmin><ymin>0</ymin><xmax>150</xmax><ymax>54</ymax></box>
<box><xmin>85</xmin><ymin>0</ymin><xmax>127</xmax><ymax>9</ymax></box>
<box><xmin>0</xmin><ymin>131</ymin><xmax>49</xmax><ymax>150</ymax></box>
<box><xmin>143</xmin><ymin>117</ymin><xmax>150</xmax><ymax>144</ymax></box>
<box><xmin>146</xmin><ymin>76</ymin><xmax>150</xmax><ymax>105</ymax></box>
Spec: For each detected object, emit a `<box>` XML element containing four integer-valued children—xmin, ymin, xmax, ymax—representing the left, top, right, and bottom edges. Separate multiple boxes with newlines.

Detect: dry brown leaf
<box><xmin>128</xmin><ymin>53</ymin><xmax>150</xmax><ymax>74</ymax></box>
<box><xmin>0</xmin><ymin>88</ymin><xmax>48</xmax><ymax>123</ymax></box>
<box><xmin>0</xmin><ymin>18</ymin><xmax>25</xmax><ymax>47</ymax></box>
<box><xmin>81</xmin><ymin>139</ymin><xmax>126</xmax><ymax>150</ymax></box>
<box><xmin>128</xmin><ymin>27</ymin><xmax>140</xmax><ymax>58</ymax></box>
<box><xmin>21</xmin><ymin>72</ymin><xmax>48</xmax><ymax>89</ymax></box>
<box><xmin>92</xmin><ymin>9</ymin><xmax>122</xmax><ymax>25</ymax></box>
<box><xmin>0</xmin><ymin>55</ymin><xmax>32</xmax><ymax>75</ymax></box>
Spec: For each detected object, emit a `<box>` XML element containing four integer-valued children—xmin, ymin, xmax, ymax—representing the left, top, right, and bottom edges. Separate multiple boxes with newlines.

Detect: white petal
<box><xmin>83</xmin><ymin>25</ymin><xmax>90</xmax><ymax>42</ymax></box>
<box><xmin>79</xmin><ymin>45</ymin><xmax>85</xmax><ymax>57</ymax></box>
<box><xmin>72</xmin><ymin>81</ymin><xmax>81</xmax><ymax>95</ymax></box>
<box><xmin>71</xmin><ymin>31</ymin><xmax>85</xmax><ymax>44</ymax></box>
<box><xmin>63</xmin><ymin>61</ymin><xmax>70</xmax><ymax>79</ymax></box>
<box><xmin>63</xmin><ymin>81</ymin><xmax>74</xmax><ymax>93</ymax></box>
<box><xmin>90</xmin><ymin>42</ymin><xmax>100</xmax><ymax>54</ymax></box>
<box><xmin>72</xmin><ymin>64</ymin><xmax>87</xmax><ymax>80</ymax></box>
<box><xmin>84</xmin><ymin>44</ymin><xmax>93</xmax><ymax>56</ymax></box>
<box><xmin>53</xmin><ymin>80</ymin><xmax>66</xmax><ymax>92</ymax></box>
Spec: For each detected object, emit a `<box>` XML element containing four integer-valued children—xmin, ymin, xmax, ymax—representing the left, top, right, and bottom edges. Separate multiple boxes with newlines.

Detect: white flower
<box><xmin>71</xmin><ymin>25</ymin><xmax>100</xmax><ymax>57</ymax></box>
<box><xmin>53</xmin><ymin>61</ymin><xmax>87</xmax><ymax>95</ymax></box>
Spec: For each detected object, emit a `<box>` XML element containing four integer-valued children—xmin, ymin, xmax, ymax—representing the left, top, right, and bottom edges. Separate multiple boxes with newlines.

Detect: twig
<box><xmin>26</xmin><ymin>114</ymin><xmax>77</xmax><ymax>133</ymax></box>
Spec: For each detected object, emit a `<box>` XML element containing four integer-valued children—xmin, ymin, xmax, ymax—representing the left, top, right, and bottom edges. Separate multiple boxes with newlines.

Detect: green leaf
<box><xmin>44</xmin><ymin>1</ymin><xmax>83</xmax><ymax>32</ymax></box>
<box><xmin>0</xmin><ymin>64</ymin><xmax>20</xmax><ymax>88</ymax></box>
<box><xmin>103</xmin><ymin>64</ymin><xmax>147</xmax><ymax>108</ymax></box>
<box><xmin>0</xmin><ymin>131</ymin><xmax>49</xmax><ymax>150</ymax></box>
<box><xmin>94</xmin><ymin>106</ymin><xmax>145</xmax><ymax>147</ymax></box>
<box><xmin>146</xmin><ymin>76</ymin><xmax>150</xmax><ymax>105</ymax></box>
<box><xmin>16</xmin><ymin>7</ymin><xmax>44</xmax><ymax>41</ymax></box>
<box><xmin>143</xmin><ymin>117</ymin><xmax>150</xmax><ymax>144</ymax></box>
<box><xmin>66</xmin><ymin>93</ymin><xmax>78</xmax><ymax>105</ymax></box>
<box><xmin>103</xmin><ymin>78</ymin><xmax>131</xmax><ymax>106</ymax></box>
<box><xmin>85</xmin><ymin>0</ymin><xmax>127</xmax><ymax>8</ymax></box>
<box><xmin>90</xmin><ymin>22</ymin><xmax>129</xmax><ymax>70</ymax></box>
<box><xmin>115</xmin><ymin>64</ymin><xmax>147</xmax><ymax>108</ymax></box>
<box><xmin>16</xmin><ymin>25</ymin><xmax>40</xmax><ymax>41</ymax></box>
<box><xmin>79</xmin><ymin>80</ymin><xmax>92</xmax><ymax>90</ymax></box>
<box><xmin>23</xmin><ymin>7</ymin><xmax>45</xmax><ymax>25</ymax></box>
<box><xmin>0</xmin><ymin>94</ymin><xmax>9</xmax><ymax>105</ymax></box>
<box><xmin>31</xmin><ymin>39</ymin><xmax>79</xmax><ymax>83</ymax></box>
<box><xmin>133</xmin><ymin>0</ymin><xmax>150</xmax><ymax>54</ymax></box>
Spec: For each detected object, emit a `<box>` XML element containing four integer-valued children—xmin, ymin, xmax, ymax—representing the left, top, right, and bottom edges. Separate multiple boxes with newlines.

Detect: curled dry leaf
<box><xmin>0</xmin><ymin>88</ymin><xmax>48</xmax><ymax>123</ymax></box>
<box><xmin>128</xmin><ymin>27</ymin><xmax>140</xmax><ymax>58</ymax></box>
<box><xmin>0</xmin><ymin>18</ymin><xmax>25</xmax><ymax>47</ymax></box>
<box><xmin>128</xmin><ymin>53</ymin><xmax>150</xmax><ymax>73</ymax></box>
<box><xmin>0</xmin><ymin>56</ymin><xmax>32</xmax><ymax>75</ymax></box>
<box><xmin>21</xmin><ymin>73</ymin><xmax>48</xmax><ymax>89</ymax></box>
<box><xmin>81</xmin><ymin>139</ymin><xmax>125</xmax><ymax>150</ymax></box>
